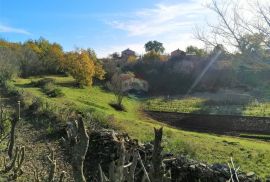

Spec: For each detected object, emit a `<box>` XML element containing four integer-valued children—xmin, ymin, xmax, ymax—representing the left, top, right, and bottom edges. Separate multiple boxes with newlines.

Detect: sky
<box><xmin>0</xmin><ymin>0</ymin><xmax>215</xmax><ymax>57</ymax></box>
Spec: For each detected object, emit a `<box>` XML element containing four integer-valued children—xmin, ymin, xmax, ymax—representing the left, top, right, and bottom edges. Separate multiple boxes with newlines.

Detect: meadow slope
<box><xmin>11</xmin><ymin>75</ymin><xmax>270</xmax><ymax>179</ymax></box>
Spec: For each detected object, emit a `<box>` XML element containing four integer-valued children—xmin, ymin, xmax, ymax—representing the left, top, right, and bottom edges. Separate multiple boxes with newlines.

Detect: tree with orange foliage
<box><xmin>64</xmin><ymin>50</ymin><xmax>95</xmax><ymax>86</ymax></box>
<box><xmin>86</xmin><ymin>48</ymin><xmax>106</xmax><ymax>80</ymax></box>
<box><xmin>24</xmin><ymin>38</ymin><xmax>64</xmax><ymax>75</ymax></box>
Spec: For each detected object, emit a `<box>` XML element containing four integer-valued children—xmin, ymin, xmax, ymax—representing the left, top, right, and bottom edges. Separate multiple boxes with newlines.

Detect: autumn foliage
<box><xmin>62</xmin><ymin>51</ymin><xmax>95</xmax><ymax>86</ymax></box>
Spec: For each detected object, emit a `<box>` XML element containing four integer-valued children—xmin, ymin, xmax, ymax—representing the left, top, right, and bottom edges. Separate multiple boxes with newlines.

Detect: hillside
<box><xmin>9</xmin><ymin>75</ymin><xmax>270</xmax><ymax>179</ymax></box>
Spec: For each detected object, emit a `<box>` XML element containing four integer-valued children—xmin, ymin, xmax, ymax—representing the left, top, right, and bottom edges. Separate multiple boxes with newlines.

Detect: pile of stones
<box><xmin>83</xmin><ymin>129</ymin><xmax>265</xmax><ymax>182</ymax></box>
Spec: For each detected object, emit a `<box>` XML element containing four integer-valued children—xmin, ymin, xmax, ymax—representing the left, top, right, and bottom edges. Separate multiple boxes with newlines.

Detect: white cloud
<box><xmin>108</xmin><ymin>1</ymin><xmax>212</xmax><ymax>37</ymax></box>
<box><xmin>0</xmin><ymin>24</ymin><xmax>31</xmax><ymax>35</ymax></box>
<box><xmin>163</xmin><ymin>33</ymin><xmax>205</xmax><ymax>53</ymax></box>
<box><xmin>98</xmin><ymin>0</ymin><xmax>213</xmax><ymax>57</ymax></box>
<box><xmin>100</xmin><ymin>0</ymin><xmax>270</xmax><ymax>57</ymax></box>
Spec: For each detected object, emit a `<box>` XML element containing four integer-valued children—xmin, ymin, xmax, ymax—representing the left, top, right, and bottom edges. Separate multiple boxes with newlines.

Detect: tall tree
<box><xmin>194</xmin><ymin>0</ymin><xmax>270</xmax><ymax>88</ymax></box>
<box><xmin>186</xmin><ymin>46</ymin><xmax>207</xmax><ymax>57</ymax></box>
<box><xmin>145</xmin><ymin>41</ymin><xmax>165</xmax><ymax>54</ymax></box>
<box><xmin>254</xmin><ymin>1</ymin><xmax>270</xmax><ymax>40</ymax></box>
<box><xmin>195</xmin><ymin>0</ymin><xmax>270</xmax><ymax>63</ymax></box>
<box><xmin>0</xmin><ymin>46</ymin><xmax>19</xmax><ymax>85</ymax></box>
<box><xmin>24</xmin><ymin>38</ymin><xmax>65</xmax><ymax>75</ymax></box>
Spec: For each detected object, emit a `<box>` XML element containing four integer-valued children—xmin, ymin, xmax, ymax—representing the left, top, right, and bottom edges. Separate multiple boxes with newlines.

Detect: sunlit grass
<box><xmin>243</xmin><ymin>102</ymin><xmax>270</xmax><ymax>117</ymax></box>
<box><xmin>12</xmin><ymin>75</ymin><xmax>270</xmax><ymax>179</ymax></box>
<box><xmin>146</xmin><ymin>96</ymin><xmax>270</xmax><ymax>117</ymax></box>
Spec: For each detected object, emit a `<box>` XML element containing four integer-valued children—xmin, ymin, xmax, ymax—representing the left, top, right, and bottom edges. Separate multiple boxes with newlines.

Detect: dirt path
<box><xmin>0</xmin><ymin>87</ymin><xmax>73</xmax><ymax>181</ymax></box>
<box><xmin>16</xmin><ymin>120</ymin><xmax>73</xmax><ymax>181</ymax></box>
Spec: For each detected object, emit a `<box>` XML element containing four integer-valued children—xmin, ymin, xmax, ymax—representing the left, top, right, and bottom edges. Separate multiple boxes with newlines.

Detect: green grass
<box><xmin>145</xmin><ymin>96</ymin><xmax>270</xmax><ymax>117</ymax></box>
<box><xmin>12</xmin><ymin>75</ymin><xmax>270</xmax><ymax>179</ymax></box>
<box><xmin>243</xmin><ymin>102</ymin><xmax>270</xmax><ymax>117</ymax></box>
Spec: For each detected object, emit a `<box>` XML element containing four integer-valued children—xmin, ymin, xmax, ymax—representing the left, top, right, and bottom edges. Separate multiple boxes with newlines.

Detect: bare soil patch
<box><xmin>146</xmin><ymin>111</ymin><xmax>270</xmax><ymax>135</ymax></box>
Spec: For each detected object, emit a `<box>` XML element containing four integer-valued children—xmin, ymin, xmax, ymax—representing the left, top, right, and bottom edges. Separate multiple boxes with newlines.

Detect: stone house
<box><xmin>171</xmin><ymin>49</ymin><xmax>186</xmax><ymax>57</ymax></box>
<box><xmin>121</xmin><ymin>48</ymin><xmax>136</xmax><ymax>59</ymax></box>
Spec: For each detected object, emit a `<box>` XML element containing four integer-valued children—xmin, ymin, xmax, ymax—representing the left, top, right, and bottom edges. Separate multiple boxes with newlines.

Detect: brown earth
<box><xmin>146</xmin><ymin>111</ymin><xmax>270</xmax><ymax>135</ymax></box>
<box><xmin>0</xmin><ymin>88</ymin><xmax>73</xmax><ymax>181</ymax></box>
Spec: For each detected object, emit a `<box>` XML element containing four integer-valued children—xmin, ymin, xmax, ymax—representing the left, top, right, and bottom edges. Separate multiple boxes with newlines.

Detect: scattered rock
<box><xmin>247</xmin><ymin>172</ymin><xmax>255</xmax><ymax>177</ymax></box>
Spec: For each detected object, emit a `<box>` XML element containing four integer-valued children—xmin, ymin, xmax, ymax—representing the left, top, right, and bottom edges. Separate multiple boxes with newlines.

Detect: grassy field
<box><xmin>11</xmin><ymin>75</ymin><xmax>270</xmax><ymax>179</ymax></box>
<box><xmin>146</xmin><ymin>95</ymin><xmax>270</xmax><ymax>117</ymax></box>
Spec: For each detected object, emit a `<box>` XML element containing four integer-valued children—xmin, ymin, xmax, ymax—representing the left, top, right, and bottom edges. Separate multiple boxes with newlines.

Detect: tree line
<box><xmin>1</xmin><ymin>0</ymin><xmax>270</xmax><ymax>96</ymax></box>
<box><xmin>0</xmin><ymin>38</ymin><xmax>105</xmax><ymax>87</ymax></box>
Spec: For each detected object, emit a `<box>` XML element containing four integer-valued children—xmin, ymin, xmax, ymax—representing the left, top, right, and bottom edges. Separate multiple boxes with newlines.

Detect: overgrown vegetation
<box><xmin>0</xmin><ymin>39</ymin><xmax>105</xmax><ymax>88</ymax></box>
<box><xmin>31</xmin><ymin>78</ymin><xmax>64</xmax><ymax>97</ymax></box>
<box><xmin>8</xmin><ymin>76</ymin><xmax>270</xmax><ymax>179</ymax></box>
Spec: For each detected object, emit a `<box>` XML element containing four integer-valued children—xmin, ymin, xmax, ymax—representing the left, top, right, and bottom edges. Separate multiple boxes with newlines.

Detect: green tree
<box><xmin>0</xmin><ymin>47</ymin><xmax>19</xmax><ymax>85</ymax></box>
<box><xmin>143</xmin><ymin>51</ymin><xmax>165</xmax><ymax>63</ymax></box>
<box><xmin>110</xmin><ymin>52</ymin><xmax>121</xmax><ymax>60</ymax></box>
<box><xmin>24</xmin><ymin>38</ymin><xmax>64</xmax><ymax>75</ymax></box>
<box><xmin>145</xmin><ymin>41</ymin><xmax>165</xmax><ymax>53</ymax></box>
<box><xmin>239</xmin><ymin>33</ymin><xmax>267</xmax><ymax>57</ymax></box>
<box><xmin>186</xmin><ymin>46</ymin><xmax>207</xmax><ymax>57</ymax></box>
<box><xmin>18</xmin><ymin>45</ymin><xmax>40</xmax><ymax>77</ymax></box>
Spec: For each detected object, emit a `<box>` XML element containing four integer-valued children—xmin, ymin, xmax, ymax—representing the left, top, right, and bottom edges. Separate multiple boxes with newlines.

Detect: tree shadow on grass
<box><xmin>13</xmin><ymin>82</ymin><xmax>35</xmax><ymax>89</ymax></box>
<box><xmin>55</xmin><ymin>80</ymin><xmax>79</xmax><ymax>88</ymax></box>
<box><xmin>109</xmin><ymin>102</ymin><xmax>126</xmax><ymax>112</ymax></box>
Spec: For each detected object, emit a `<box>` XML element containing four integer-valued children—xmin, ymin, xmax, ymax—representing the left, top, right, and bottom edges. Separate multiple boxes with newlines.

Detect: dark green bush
<box><xmin>30</xmin><ymin>78</ymin><xmax>63</xmax><ymax>97</ymax></box>
<box><xmin>30</xmin><ymin>78</ymin><xmax>56</xmax><ymax>87</ymax></box>
<box><xmin>42</xmin><ymin>82</ymin><xmax>64</xmax><ymax>97</ymax></box>
<box><xmin>4</xmin><ymin>82</ymin><xmax>20</xmax><ymax>96</ymax></box>
<box><xmin>28</xmin><ymin>97</ymin><xmax>44</xmax><ymax>114</ymax></box>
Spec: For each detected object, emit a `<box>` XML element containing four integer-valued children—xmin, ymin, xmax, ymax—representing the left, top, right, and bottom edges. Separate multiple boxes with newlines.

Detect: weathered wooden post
<box><xmin>8</xmin><ymin>101</ymin><xmax>20</xmax><ymax>158</ymax></box>
<box><xmin>63</xmin><ymin>115</ymin><xmax>89</xmax><ymax>182</ymax></box>
<box><xmin>150</xmin><ymin>127</ymin><xmax>163</xmax><ymax>182</ymax></box>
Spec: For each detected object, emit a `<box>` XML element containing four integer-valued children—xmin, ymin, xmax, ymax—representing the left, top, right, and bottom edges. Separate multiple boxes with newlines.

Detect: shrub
<box><xmin>31</xmin><ymin>78</ymin><xmax>56</xmax><ymax>87</ymax></box>
<box><xmin>4</xmin><ymin>82</ymin><xmax>20</xmax><ymax>96</ymax></box>
<box><xmin>42</xmin><ymin>82</ymin><xmax>63</xmax><ymax>98</ymax></box>
<box><xmin>30</xmin><ymin>78</ymin><xmax>63</xmax><ymax>97</ymax></box>
<box><xmin>86</xmin><ymin>112</ymin><xmax>110</xmax><ymax>128</ymax></box>
<box><xmin>181</xmin><ymin>141</ymin><xmax>197</xmax><ymax>157</ymax></box>
<box><xmin>83</xmin><ymin>111</ymin><xmax>118</xmax><ymax>130</ymax></box>
<box><xmin>28</xmin><ymin>98</ymin><xmax>42</xmax><ymax>113</ymax></box>
<box><xmin>46</xmin><ymin>123</ymin><xmax>54</xmax><ymax>135</ymax></box>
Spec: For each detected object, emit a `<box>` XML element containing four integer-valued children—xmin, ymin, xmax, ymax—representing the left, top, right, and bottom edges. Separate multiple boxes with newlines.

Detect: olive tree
<box><xmin>107</xmin><ymin>72</ymin><xmax>134</xmax><ymax>110</ymax></box>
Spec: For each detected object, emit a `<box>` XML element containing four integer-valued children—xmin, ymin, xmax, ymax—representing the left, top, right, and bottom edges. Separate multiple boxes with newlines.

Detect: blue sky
<box><xmin>0</xmin><ymin>0</ymin><xmax>213</xmax><ymax>57</ymax></box>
